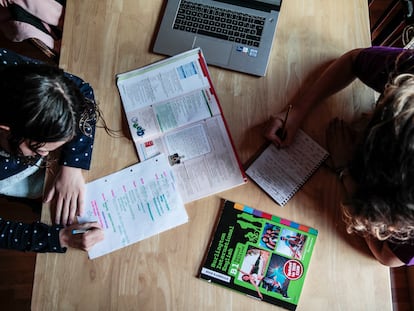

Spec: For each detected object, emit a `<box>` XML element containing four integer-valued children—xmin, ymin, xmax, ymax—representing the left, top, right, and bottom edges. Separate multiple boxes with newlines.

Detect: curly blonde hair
<box><xmin>346</xmin><ymin>72</ymin><xmax>414</xmax><ymax>243</ymax></box>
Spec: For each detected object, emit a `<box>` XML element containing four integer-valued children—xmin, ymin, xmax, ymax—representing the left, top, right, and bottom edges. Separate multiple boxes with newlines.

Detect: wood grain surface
<box><xmin>32</xmin><ymin>1</ymin><xmax>392</xmax><ymax>310</ymax></box>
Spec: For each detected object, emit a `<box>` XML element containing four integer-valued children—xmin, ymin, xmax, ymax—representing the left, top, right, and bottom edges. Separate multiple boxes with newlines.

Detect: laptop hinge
<box><xmin>213</xmin><ymin>0</ymin><xmax>281</xmax><ymax>13</ymax></box>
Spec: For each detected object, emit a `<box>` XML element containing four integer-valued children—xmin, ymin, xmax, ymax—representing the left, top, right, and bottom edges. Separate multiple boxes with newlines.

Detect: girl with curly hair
<box><xmin>264</xmin><ymin>46</ymin><xmax>414</xmax><ymax>267</ymax></box>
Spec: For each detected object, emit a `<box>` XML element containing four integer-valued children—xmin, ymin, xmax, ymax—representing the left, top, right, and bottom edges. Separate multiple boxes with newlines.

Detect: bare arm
<box><xmin>265</xmin><ymin>48</ymin><xmax>363</xmax><ymax>147</ymax></box>
<box><xmin>365</xmin><ymin>237</ymin><xmax>405</xmax><ymax>267</ymax></box>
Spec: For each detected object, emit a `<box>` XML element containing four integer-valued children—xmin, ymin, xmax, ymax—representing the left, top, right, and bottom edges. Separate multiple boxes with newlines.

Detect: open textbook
<box><xmin>199</xmin><ymin>200</ymin><xmax>318</xmax><ymax>310</ymax></box>
<box><xmin>246</xmin><ymin>130</ymin><xmax>329</xmax><ymax>206</ymax></box>
<box><xmin>116</xmin><ymin>48</ymin><xmax>246</xmax><ymax>203</ymax></box>
<box><xmin>78</xmin><ymin>154</ymin><xmax>188</xmax><ymax>259</ymax></box>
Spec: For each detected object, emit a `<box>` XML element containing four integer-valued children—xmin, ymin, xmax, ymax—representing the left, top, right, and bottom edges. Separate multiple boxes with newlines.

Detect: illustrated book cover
<box><xmin>198</xmin><ymin>199</ymin><xmax>318</xmax><ymax>310</ymax></box>
<box><xmin>116</xmin><ymin>48</ymin><xmax>246</xmax><ymax>203</ymax></box>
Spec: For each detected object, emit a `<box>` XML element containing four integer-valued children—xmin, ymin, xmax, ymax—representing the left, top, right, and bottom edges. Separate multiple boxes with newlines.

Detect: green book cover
<box><xmin>198</xmin><ymin>200</ymin><xmax>318</xmax><ymax>310</ymax></box>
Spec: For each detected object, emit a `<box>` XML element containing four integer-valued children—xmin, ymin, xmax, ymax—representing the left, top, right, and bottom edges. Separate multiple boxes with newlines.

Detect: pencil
<box><xmin>276</xmin><ymin>104</ymin><xmax>292</xmax><ymax>140</ymax></box>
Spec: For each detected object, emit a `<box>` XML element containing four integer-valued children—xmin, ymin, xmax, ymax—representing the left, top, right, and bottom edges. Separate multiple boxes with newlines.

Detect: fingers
<box><xmin>54</xmin><ymin>195</ymin><xmax>78</xmax><ymax>225</ymax></box>
<box><xmin>78</xmin><ymin>222</ymin><xmax>104</xmax><ymax>251</ymax></box>
<box><xmin>43</xmin><ymin>185</ymin><xmax>55</xmax><ymax>203</ymax></box>
<box><xmin>62</xmin><ymin>197</ymin><xmax>71</xmax><ymax>225</ymax></box>
<box><xmin>62</xmin><ymin>222</ymin><xmax>104</xmax><ymax>251</ymax></box>
<box><xmin>77</xmin><ymin>189</ymin><xmax>85</xmax><ymax>217</ymax></box>
<box><xmin>67</xmin><ymin>189</ymin><xmax>85</xmax><ymax>225</ymax></box>
<box><xmin>68</xmin><ymin>198</ymin><xmax>78</xmax><ymax>226</ymax></box>
<box><xmin>54</xmin><ymin>195</ymin><xmax>64</xmax><ymax>224</ymax></box>
<box><xmin>50</xmin><ymin>166</ymin><xmax>86</xmax><ymax>226</ymax></box>
<box><xmin>264</xmin><ymin>108</ymin><xmax>300</xmax><ymax>148</ymax></box>
<box><xmin>264</xmin><ymin>116</ymin><xmax>284</xmax><ymax>147</ymax></box>
<box><xmin>80</xmin><ymin>221</ymin><xmax>102</xmax><ymax>231</ymax></box>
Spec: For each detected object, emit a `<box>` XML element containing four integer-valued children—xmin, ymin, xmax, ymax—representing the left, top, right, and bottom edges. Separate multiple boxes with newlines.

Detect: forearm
<box><xmin>365</xmin><ymin>237</ymin><xmax>405</xmax><ymax>267</ymax></box>
<box><xmin>0</xmin><ymin>218</ymin><xmax>66</xmax><ymax>253</ymax></box>
<box><xmin>0</xmin><ymin>217</ymin><xmax>103</xmax><ymax>253</ymax></box>
<box><xmin>291</xmin><ymin>49</ymin><xmax>362</xmax><ymax>121</ymax></box>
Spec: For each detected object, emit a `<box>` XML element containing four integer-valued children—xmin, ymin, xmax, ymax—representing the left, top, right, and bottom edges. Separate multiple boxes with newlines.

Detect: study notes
<box><xmin>246</xmin><ymin>130</ymin><xmax>329</xmax><ymax>206</ymax></box>
<box><xmin>78</xmin><ymin>154</ymin><xmax>188</xmax><ymax>259</ymax></box>
<box><xmin>116</xmin><ymin>48</ymin><xmax>246</xmax><ymax>203</ymax></box>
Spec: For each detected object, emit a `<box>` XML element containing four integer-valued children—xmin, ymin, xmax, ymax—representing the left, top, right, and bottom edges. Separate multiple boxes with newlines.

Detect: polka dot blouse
<box><xmin>0</xmin><ymin>48</ymin><xmax>97</xmax><ymax>252</ymax></box>
<box><xmin>0</xmin><ymin>48</ymin><xmax>96</xmax><ymax>178</ymax></box>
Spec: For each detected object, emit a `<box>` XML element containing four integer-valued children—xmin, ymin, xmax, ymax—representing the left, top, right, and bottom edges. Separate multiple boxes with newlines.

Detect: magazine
<box><xmin>198</xmin><ymin>200</ymin><xmax>318</xmax><ymax>310</ymax></box>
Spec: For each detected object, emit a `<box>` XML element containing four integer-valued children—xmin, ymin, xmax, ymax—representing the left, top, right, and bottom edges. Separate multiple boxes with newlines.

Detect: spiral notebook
<box><xmin>246</xmin><ymin>130</ymin><xmax>329</xmax><ymax>206</ymax></box>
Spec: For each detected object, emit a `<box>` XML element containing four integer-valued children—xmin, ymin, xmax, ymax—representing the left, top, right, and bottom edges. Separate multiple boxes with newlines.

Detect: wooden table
<box><xmin>32</xmin><ymin>1</ymin><xmax>392</xmax><ymax>310</ymax></box>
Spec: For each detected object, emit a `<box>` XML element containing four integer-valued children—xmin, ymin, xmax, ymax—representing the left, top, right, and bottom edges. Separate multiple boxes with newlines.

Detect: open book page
<box><xmin>246</xmin><ymin>130</ymin><xmax>329</xmax><ymax>206</ymax></box>
<box><xmin>78</xmin><ymin>154</ymin><xmax>188</xmax><ymax>259</ymax></box>
<box><xmin>117</xmin><ymin>48</ymin><xmax>221</xmax><ymax>143</ymax></box>
<box><xmin>161</xmin><ymin>115</ymin><xmax>246</xmax><ymax>202</ymax></box>
<box><xmin>116</xmin><ymin>48</ymin><xmax>246</xmax><ymax>203</ymax></box>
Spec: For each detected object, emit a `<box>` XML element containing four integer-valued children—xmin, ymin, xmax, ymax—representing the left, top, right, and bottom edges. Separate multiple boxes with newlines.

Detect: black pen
<box><xmin>276</xmin><ymin>104</ymin><xmax>292</xmax><ymax>141</ymax></box>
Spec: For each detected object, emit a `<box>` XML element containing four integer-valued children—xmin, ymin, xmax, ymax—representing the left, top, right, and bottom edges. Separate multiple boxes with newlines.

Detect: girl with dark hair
<box><xmin>264</xmin><ymin>46</ymin><xmax>414</xmax><ymax>267</ymax></box>
<box><xmin>0</xmin><ymin>48</ymin><xmax>104</xmax><ymax>253</ymax></box>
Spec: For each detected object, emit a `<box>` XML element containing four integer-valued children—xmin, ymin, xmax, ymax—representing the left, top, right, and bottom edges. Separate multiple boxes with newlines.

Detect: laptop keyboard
<box><xmin>173</xmin><ymin>0</ymin><xmax>265</xmax><ymax>47</ymax></box>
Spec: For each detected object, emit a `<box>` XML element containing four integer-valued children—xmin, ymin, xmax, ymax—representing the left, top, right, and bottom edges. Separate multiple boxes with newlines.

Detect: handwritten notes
<box><xmin>246</xmin><ymin>130</ymin><xmax>329</xmax><ymax>206</ymax></box>
<box><xmin>78</xmin><ymin>154</ymin><xmax>188</xmax><ymax>259</ymax></box>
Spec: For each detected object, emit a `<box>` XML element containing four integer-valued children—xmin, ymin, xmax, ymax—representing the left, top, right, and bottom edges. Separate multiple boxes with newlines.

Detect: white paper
<box><xmin>246</xmin><ymin>130</ymin><xmax>329</xmax><ymax>206</ymax></box>
<box><xmin>116</xmin><ymin>48</ymin><xmax>246</xmax><ymax>203</ymax></box>
<box><xmin>78</xmin><ymin>154</ymin><xmax>188</xmax><ymax>259</ymax></box>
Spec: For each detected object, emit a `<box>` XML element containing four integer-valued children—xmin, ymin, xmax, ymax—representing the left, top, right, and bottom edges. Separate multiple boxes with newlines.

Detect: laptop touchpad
<box><xmin>193</xmin><ymin>37</ymin><xmax>232</xmax><ymax>65</ymax></box>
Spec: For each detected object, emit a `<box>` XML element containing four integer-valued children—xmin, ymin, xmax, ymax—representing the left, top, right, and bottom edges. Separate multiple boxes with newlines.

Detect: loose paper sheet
<box><xmin>78</xmin><ymin>154</ymin><xmax>188</xmax><ymax>259</ymax></box>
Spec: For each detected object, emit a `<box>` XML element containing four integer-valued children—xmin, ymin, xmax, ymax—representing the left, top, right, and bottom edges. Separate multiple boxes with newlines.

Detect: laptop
<box><xmin>153</xmin><ymin>0</ymin><xmax>282</xmax><ymax>76</ymax></box>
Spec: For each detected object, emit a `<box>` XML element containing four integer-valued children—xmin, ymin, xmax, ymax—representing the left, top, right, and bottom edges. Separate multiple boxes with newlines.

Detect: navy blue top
<box><xmin>0</xmin><ymin>48</ymin><xmax>97</xmax><ymax>253</ymax></box>
<box><xmin>0</xmin><ymin>48</ymin><xmax>95</xmax><ymax>177</ymax></box>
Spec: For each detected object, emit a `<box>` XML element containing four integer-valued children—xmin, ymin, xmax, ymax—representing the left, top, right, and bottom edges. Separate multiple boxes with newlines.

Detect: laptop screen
<box><xmin>214</xmin><ymin>0</ymin><xmax>282</xmax><ymax>12</ymax></box>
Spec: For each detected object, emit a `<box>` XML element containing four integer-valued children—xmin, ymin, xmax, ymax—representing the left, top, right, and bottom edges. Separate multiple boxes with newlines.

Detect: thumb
<box><xmin>81</xmin><ymin>221</ymin><xmax>102</xmax><ymax>230</ymax></box>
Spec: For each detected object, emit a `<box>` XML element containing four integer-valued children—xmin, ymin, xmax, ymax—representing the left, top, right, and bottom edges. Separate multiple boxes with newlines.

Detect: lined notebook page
<box><xmin>246</xmin><ymin>129</ymin><xmax>329</xmax><ymax>206</ymax></box>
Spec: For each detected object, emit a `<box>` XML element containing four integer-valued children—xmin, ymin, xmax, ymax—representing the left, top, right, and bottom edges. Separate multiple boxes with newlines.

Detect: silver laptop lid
<box><xmin>153</xmin><ymin>0</ymin><xmax>283</xmax><ymax>76</ymax></box>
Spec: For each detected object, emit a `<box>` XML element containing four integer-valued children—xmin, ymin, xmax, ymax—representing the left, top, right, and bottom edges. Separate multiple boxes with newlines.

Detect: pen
<box><xmin>276</xmin><ymin>104</ymin><xmax>292</xmax><ymax>141</ymax></box>
<box><xmin>72</xmin><ymin>228</ymin><xmax>89</xmax><ymax>235</ymax></box>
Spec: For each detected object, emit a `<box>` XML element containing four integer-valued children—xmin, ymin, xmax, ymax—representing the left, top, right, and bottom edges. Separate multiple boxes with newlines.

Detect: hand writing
<box><xmin>264</xmin><ymin>108</ymin><xmax>301</xmax><ymax>148</ymax></box>
<box><xmin>59</xmin><ymin>222</ymin><xmax>104</xmax><ymax>251</ymax></box>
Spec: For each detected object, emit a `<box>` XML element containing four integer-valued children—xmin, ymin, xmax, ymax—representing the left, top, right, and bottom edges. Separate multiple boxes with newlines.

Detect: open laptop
<box><xmin>153</xmin><ymin>0</ymin><xmax>282</xmax><ymax>76</ymax></box>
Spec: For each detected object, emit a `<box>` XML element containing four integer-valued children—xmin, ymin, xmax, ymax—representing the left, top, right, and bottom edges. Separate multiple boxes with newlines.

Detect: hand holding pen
<box><xmin>264</xmin><ymin>105</ymin><xmax>295</xmax><ymax>147</ymax></box>
<box><xmin>275</xmin><ymin>104</ymin><xmax>292</xmax><ymax>141</ymax></box>
<box><xmin>59</xmin><ymin>221</ymin><xmax>104</xmax><ymax>251</ymax></box>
